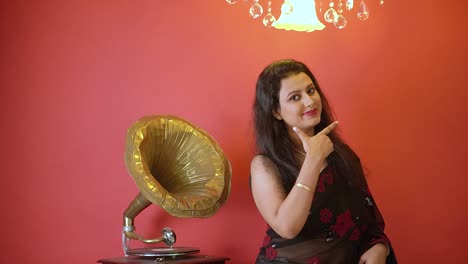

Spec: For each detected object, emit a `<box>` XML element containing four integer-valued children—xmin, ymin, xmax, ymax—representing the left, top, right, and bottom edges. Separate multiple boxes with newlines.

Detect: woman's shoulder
<box><xmin>251</xmin><ymin>154</ymin><xmax>271</xmax><ymax>163</ymax></box>
<box><xmin>251</xmin><ymin>154</ymin><xmax>280</xmax><ymax>175</ymax></box>
<box><xmin>250</xmin><ymin>154</ymin><xmax>284</xmax><ymax>190</ymax></box>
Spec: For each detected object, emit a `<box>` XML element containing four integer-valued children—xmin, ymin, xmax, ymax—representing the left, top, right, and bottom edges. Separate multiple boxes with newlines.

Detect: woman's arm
<box><xmin>250</xmin><ymin>122</ymin><xmax>338</xmax><ymax>239</ymax></box>
<box><xmin>250</xmin><ymin>154</ymin><xmax>322</xmax><ymax>239</ymax></box>
<box><xmin>359</xmin><ymin>185</ymin><xmax>397</xmax><ymax>263</ymax></box>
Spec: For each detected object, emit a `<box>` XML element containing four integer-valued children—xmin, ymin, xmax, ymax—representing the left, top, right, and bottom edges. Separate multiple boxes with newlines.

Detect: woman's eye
<box><xmin>307</xmin><ymin>88</ymin><xmax>315</xmax><ymax>95</ymax></box>
<box><xmin>290</xmin><ymin>95</ymin><xmax>300</xmax><ymax>101</ymax></box>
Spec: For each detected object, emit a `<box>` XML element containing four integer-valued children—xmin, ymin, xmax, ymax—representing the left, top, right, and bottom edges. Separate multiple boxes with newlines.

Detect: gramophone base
<box><xmin>97</xmin><ymin>254</ymin><xmax>229</xmax><ymax>264</ymax></box>
<box><xmin>125</xmin><ymin>246</ymin><xmax>200</xmax><ymax>257</ymax></box>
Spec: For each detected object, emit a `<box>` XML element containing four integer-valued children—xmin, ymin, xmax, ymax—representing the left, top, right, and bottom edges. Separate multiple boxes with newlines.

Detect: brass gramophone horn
<box><xmin>122</xmin><ymin>115</ymin><xmax>231</xmax><ymax>256</ymax></box>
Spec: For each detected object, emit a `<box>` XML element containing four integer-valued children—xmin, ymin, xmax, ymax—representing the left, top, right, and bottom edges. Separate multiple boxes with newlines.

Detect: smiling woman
<box><xmin>250</xmin><ymin>59</ymin><xmax>397</xmax><ymax>264</ymax></box>
<box><xmin>272</xmin><ymin>72</ymin><xmax>323</xmax><ymax>137</ymax></box>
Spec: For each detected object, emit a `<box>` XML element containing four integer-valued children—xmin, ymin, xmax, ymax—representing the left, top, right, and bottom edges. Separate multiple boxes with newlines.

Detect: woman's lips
<box><xmin>303</xmin><ymin>109</ymin><xmax>318</xmax><ymax>116</ymax></box>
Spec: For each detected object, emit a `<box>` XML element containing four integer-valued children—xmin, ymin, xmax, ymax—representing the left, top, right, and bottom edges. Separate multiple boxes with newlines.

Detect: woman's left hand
<box><xmin>358</xmin><ymin>243</ymin><xmax>388</xmax><ymax>264</ymax></box>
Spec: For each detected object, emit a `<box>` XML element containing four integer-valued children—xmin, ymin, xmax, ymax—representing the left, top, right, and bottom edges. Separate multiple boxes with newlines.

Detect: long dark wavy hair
<box><xmin>253</xmin><ymin>59</ymin><xmax>365</xmax><ymax>192</ymax></box>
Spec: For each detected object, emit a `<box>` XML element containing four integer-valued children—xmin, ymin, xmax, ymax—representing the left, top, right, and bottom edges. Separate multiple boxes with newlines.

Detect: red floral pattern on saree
<box><xmin>332</xmin><ymin>209</ymin><xmax>355</xmax><ymax>237</ymax></box>
<box><xmin>265</xmin><ymin>246</ymin><xmax>277</xmax><ymax>260</ymax></box>
<box><xmin>307</xmin><ymin>256</ymin><xmax>320</xmax><ymax>264</ymax></box>
<box><xmin>349</xmin><ymin>227</ymin><xmax>361</xmax><ymax>240</ymax></box>
<box><xmin>319</xmin><ymin>208</ymin><xmax>333</xmax><ymax>223</ymax></box>
<box><xmin>316</xmin><ymin>168</ymin><xmax>334</xmax><ymax>193</ymax></box>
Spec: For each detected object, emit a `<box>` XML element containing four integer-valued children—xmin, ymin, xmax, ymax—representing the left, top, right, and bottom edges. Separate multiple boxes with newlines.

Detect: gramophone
<box><xmin>121</xmin><ymin>115</ymin><xmax>231</xmax><ymax>258</ymax></box>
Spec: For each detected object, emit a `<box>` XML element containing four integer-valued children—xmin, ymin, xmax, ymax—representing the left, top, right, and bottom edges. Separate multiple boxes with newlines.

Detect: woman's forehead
<box><xmin>279</xmin><ymin>72</ymin><xmax>313</xmax><ymax>92</ymax></box>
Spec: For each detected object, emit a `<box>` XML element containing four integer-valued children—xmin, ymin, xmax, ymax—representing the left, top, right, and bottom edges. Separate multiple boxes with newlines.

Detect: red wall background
<box><xmin>1</xmin><ymin>1</ymin><xmax>467</xmax><ymax>263</ymax></box>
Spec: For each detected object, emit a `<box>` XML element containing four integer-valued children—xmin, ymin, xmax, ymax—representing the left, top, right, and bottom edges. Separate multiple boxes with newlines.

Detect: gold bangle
<box><xmin>295</xmin><ymin>182</ymin><xmax>311</xmax><ymax>192</ymax></box>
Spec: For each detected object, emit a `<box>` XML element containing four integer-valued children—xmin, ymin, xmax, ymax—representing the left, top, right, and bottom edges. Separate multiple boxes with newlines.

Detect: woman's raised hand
<box><xmin>292</xmin><ymin>121</ymin><xmax>339</xmax><ymax>162</ymax></box>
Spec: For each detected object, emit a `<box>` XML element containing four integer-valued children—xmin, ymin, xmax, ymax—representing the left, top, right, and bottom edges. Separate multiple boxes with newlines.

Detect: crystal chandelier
<box><xmin>226</xmin><ymin>0</ymin><xmax>384</xmax><ymax>32</ymax></box>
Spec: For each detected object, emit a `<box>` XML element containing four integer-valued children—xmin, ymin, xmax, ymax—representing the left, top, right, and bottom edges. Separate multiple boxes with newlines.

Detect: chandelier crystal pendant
<box><xmin>226</xmin><ymin>0</ymin><xmax>383</xmax><ymax>32</ymax></box>
<box><xmin>249</xmin><ymin>0</ymin><xmax>264</xmax><ymax>18</ymax></box>
<box><xmin>263</xmin><ymin>1</ymin><xmax>277</xmax><ymax>26</ymax></box>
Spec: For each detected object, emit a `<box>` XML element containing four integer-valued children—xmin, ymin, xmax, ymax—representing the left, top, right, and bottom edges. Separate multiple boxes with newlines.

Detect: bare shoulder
<box><xmin>250</xmin><ymin>155</ymin><xmax>286</xmax><ymax>211</ymax></box>
<box><xmin>250</xmin><ymin>155</ymin><xmax>283</xmax><ymax>189</ymax></box>
<box><xmin>251</xmin><ymin>155</ymin><xmax>279</xmax><ymax>175</ymax></box>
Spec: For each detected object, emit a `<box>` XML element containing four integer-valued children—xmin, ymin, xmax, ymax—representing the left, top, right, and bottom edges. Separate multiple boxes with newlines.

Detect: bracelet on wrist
<box><xmin>295</xmin><ymin>182</ymin><xmax>311</xmax><ymax>192</ymax></box>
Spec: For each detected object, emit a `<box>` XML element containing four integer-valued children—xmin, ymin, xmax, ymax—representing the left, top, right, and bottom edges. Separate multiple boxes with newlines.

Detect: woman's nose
<box><xmin>304</xmin><ymin>95</ymin><xmax>313</xmax><ymax>107</ymax></box>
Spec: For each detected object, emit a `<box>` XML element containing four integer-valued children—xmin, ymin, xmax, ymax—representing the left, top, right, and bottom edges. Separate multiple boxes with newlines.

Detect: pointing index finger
<box><xmin>318</xmin><ymin>121</ymin><xmax>339</xmax><ymax>135</ymax></box>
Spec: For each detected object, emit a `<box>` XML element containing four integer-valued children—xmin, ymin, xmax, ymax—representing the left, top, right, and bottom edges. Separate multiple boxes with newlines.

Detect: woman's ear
<box><xmin>272</xmin><ymin>110</ymin><xmax>282</xmax><ymax>120</ymax></box>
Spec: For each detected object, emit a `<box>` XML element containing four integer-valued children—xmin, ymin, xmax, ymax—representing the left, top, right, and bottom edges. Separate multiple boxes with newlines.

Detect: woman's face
<box><xmin>273</xmin><ymin>72</ymin><xmax>322</xmax><ymax>136</ymax></box>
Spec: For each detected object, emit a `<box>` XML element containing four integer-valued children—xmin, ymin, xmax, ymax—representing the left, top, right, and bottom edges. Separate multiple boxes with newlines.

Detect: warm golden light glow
<box><xmin>273</xmin><ymin>0</ymin><xmax>325</xmax><ymax>32</ymax></box>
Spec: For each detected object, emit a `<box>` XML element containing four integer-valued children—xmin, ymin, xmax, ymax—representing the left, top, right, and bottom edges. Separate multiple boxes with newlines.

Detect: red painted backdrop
<box><xmin>1</xmin><ymin>1</ymin><xmax>467</xmax><ymax>263</ymax></box>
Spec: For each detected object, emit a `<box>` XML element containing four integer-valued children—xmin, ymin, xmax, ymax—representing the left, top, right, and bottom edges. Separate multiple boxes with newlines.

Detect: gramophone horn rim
<box><xmin>124</xmin><ymin>115</ymin><xmax>231</xmax><ymax>218</ymax></box>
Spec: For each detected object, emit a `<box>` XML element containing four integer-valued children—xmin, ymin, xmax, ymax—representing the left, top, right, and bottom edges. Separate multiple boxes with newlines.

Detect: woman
<box><xmin>250</xmin><ymin>59</ymin><xmax>397</xmax><ymax>264</ymax></box>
